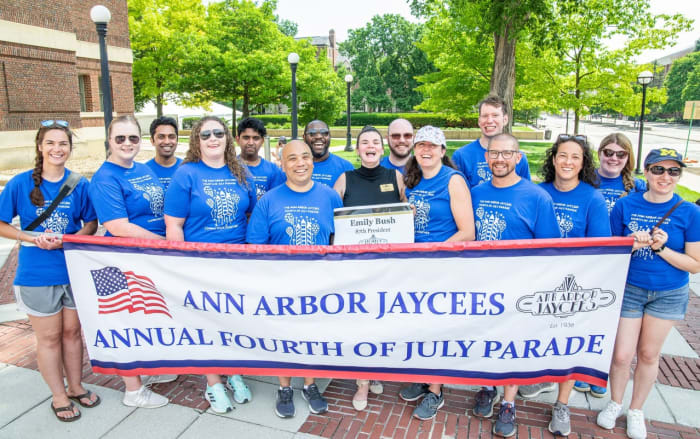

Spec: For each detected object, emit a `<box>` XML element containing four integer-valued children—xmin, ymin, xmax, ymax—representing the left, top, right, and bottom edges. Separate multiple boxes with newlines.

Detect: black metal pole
<box><xmin>290</xmin><ymin>63</ymin><xmax>298</xmax><ymax>140</ymax></box>
<box><xmin>635</xmin><ymin>84</ymin><xmax>648</xmax><ymax>174</ymax></box>
<box><xmin>344</xmin><ymin>82</ymin><xmax>352</xmax><ymax>152</ymax></box>
<box><xmin>96</xmin><ymin>22</ymin><xmax>113</xmax><ymax>155</ymax></box>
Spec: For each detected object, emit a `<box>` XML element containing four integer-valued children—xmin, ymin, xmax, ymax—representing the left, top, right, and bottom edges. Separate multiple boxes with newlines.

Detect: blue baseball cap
<box><xmin>644</xmin><ymin>148</ymin><xmax>686</xmax><ymax>168</ymax></box>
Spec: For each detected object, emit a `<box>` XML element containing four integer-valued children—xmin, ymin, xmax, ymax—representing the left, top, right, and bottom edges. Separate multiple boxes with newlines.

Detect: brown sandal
<box><xmin>52</xmin><ymin>401</ymin><xmax>81</xmax><ymax>422</ymax></box>
<box><xmin>68</xmin><ymin>390</ymin><xmax>101</xmax><ymax>408</ymax></box>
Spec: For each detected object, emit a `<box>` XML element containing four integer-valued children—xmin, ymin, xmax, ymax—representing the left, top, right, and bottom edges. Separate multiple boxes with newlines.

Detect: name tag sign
<box><xmin>333</xmin><ymin>202</ymin><xmax>414</xmax><ymax>245</ymax></box>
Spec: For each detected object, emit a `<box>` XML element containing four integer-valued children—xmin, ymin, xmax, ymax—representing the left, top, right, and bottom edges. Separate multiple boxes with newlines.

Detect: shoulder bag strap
<box><xmin>652</xmin><ymin>199</ymin><xmax>685</xmax><ymax>230</ymax></box>
<box><xmin>25</xmin><ymin>172</ymin><xmax>83</xmax><ymax>231</ymax></box>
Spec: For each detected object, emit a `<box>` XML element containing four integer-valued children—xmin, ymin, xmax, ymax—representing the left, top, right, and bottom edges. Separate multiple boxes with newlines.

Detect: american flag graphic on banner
<box><xmin>90</xmin><ymin>266</ymin><xmax>171</xmax><ymax>318</ymax></box>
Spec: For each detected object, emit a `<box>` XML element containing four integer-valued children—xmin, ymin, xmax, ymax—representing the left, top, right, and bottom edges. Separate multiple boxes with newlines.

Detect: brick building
<box><xmin>0</xmin><ymin>0</ymin><xmax>134</xmax><ymax>169</ymax></box>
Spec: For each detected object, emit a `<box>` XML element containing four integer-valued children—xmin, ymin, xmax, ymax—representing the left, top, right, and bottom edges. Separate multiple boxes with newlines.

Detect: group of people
<box><xmin>1</xmin><ymin>94</ymin><xmax>698</xmax><ymax>439</ymax></box>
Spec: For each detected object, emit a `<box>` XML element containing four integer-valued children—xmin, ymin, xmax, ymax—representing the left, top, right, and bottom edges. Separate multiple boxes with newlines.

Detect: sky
<box><xmin>275</xmin><ymin>0</ymin><xmax>699</xmax><ymax>62</ymax></box>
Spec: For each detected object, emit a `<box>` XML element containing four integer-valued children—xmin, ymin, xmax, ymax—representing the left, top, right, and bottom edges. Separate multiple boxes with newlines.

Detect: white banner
<box><xmin>64</xmin><ymin>236</ymin><xmax>631</xmax><ymax>386</ymax></box>
<box><xmin>333</xmin><ymin>203</ymin><xmax>414</xmax><ymax>245</ymax></box>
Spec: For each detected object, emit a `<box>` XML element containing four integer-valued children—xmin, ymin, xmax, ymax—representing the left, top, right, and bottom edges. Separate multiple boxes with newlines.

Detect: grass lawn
<box><xmin>336</xmin><ymin>140</ymin><xmax>700</xmax><ymax>202</ymax></box>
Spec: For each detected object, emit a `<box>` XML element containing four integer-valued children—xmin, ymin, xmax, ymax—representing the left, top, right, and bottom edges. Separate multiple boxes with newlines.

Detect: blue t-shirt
<box><xmin>244</xmin><ymin>158</ymin><xmax>286</xmax><ymax>200</ymax></box>
<box><xmin>164</xmin><ymin>161</ymin><xmax>256</xmax><ymax>244</ymax></box>
<box><xmin>610</xmin><ymin>192</ymin><xmax>700</xmax><ymax>290</ymax></box>
<box><xmin>0</xmin><ymin>170</ymin><xmax>96</xmax><ymax>286</ymax></box>
<box><xmin>452</xmin><ymin>139</ymin><xmax>531</xmax><ymax>188</ymax></box>
<box><xmin>540</xmin><ymin>182</ymin><xmax>611</xmax><ymax>238</ymax></box>
<box><xmin>146</xmin><ymin>157</ymin><xmax>182</xmax><ymax>190</ymax></box>
<box><xmin>471</xmin><ymin>179</ymin><xmax>561</xmax><ymax>240</ymax></box>
<box><xmin>89</xmin><ymin>161</ymin><xmax>166</xmax><ymax>237</ymax></box>
<box><xmin>380</xmin><ymin>156</ymin><xmax>407</xmax><ymax>174</ymax></box>
<box><xmin>311</xmin><ymin>154</ymin><xmax>354</xmax><ymax>186</ymax></box>
<box><xmin>246</xmin><ymin>183</ymin><xmax>342</xmax><ymax>245</ymax></box>
<box><xmin>405</xmin><ymin>166</ymin><xmax>466</xmax><ymax>243</ymax></box>
<box><xmin>596</xmin><ymin>170</ymin><xmax>647</xmax><ymax>213</ymax></box>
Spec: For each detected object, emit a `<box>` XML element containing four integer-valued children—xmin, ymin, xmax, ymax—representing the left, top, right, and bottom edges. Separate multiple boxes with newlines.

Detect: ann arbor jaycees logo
<box><xmin>516</xmin><ymin>274</ymin><xmax>615</xmax><ymax>318</ymax></box>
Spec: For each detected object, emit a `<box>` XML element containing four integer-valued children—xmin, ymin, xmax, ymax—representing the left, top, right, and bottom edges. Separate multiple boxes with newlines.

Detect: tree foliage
<box><xmin>128</xmin><ymin>0</ymin><xmax>205</xmax><ymax>114</ymax></box>
<box><xmin>663</xmin><ymin>52</ymin><xmax>700</xmax><ymax>117</ymax></box>
<box><xmin>339</xmin><ymin>14</ymin><xmax>433</xmax><ymax>112</ymax></box>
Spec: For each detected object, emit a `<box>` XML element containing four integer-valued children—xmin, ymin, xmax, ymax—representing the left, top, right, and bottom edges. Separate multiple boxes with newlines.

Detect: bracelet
<box><xmin>653</xmin><ymin>244</ymin><xmax>666</xmax><ymax>254</ymax></box>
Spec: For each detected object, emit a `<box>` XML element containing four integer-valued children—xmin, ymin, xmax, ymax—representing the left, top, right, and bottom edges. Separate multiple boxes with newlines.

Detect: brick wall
<box><xmin>0</xmin><ymin>0</ymin><xmax>133</xmax><ymax>133</ymax></box>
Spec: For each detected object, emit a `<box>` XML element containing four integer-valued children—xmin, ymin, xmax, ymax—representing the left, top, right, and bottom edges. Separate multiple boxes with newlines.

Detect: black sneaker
<box><xmin>472</xmin><ymin>387</ymin><xmax>498</xmax><ymax>418</ymax></box>
<box><xmin>302</xmin><ymin>383</ymin><xmax>328</xmax><ymax>414</ymax></box>
<box><xmin>399</xmin><ymin>383</ymin><xmax>430</xmax><ymax>402</ymax></box>
<box><xmin>275</xmin><ymin>387</ymin><xmax>295</xmax><ymax>418</ymax></box>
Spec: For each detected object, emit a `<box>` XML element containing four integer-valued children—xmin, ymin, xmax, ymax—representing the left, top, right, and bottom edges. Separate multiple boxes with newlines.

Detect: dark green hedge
<box><xmin>250</xmin><ymin>113</ymin><xmax>479</xmax><ymax>128</ymax></box>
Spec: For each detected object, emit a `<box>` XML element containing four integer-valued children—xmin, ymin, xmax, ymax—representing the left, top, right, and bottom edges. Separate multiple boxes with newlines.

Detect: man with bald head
<box><xmin>381</xmin><ymin>118</ymin><xmax>414</xmax><ymax>173</ymax></box>
<box><xmin>304</xmin><ymin>120</ymin><xmax>354</xmax><ymax>186</ymax></box>
<box><xmin>246</xmin><ymin>140</ymin><xmax>342</xmax><ymax>419</ymax></box>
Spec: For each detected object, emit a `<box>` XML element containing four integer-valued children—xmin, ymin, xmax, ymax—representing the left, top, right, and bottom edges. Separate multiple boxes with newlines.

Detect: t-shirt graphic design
<box><xmin>132</xmin><ymin>177</ymin><xmax>164</xmax><ymax>217</ymax></box>
<box><xmin>408</xmin><ymin>194</ymin><xmax>431</xmax><ymax>233</ymax></box>
<box><xmin>203</xmin><ymin>183</ymin><xmax>241</xmax><ymax>229</ymax></box>
<box><xmin>284</xmin><ymin>208</ymin><xmax>320</xmax><ymax>245</ymax></box>
<box><xmin>475</xmin><ymin>204</ymin><xmax>508</xmax><ymax>241</ymax></box>
<box><xmin>627</xmin><ymin>214</ymin><xmax>666</xmax><ymax>261</ymax></box>
<box><xmin>37</xmin><ymin>205</ymin><xmax>70</xmax><ymax>234</ymax></box>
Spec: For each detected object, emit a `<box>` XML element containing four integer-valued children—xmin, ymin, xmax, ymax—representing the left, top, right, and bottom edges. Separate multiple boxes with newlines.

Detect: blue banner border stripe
<box><xmin>65</xmin><ymin>242</ymin><xmax>631</xmax><ymax>261</ymax></box>
<box><xmin>89</xmin><ymin>359</ymin><xmax>607</xmax><ymax>380</ymax></box>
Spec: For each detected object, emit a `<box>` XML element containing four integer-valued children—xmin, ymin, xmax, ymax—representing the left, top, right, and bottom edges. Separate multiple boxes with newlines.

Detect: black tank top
<box><xmin>343</xmin><ymin>165</ymin><xmax>401</xmax><ymax>207</ymax></box>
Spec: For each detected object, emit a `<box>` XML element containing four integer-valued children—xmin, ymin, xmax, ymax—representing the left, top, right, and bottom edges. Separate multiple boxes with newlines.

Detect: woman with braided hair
<box><xmin>0</xmin><ymin>120</ymin><xmax>99</xmax><ymax>422</ymax></box>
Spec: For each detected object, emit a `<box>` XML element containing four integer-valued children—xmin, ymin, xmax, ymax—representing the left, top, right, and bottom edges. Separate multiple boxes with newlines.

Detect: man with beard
<box><xmin>236</xmin><ymin>117</ymin><xmax>286</xmax><ymax>200</ymax></box>
<box><xmin>146</xmin><ymin>116</ymin><xmax>181</xmax><ymax>190</ymax></box>
<box><xmin>452</xmin><ymin>95</ymin><xmax>530</xmax><ymax>188</ymax></box>
<box><xmin>380</xmin><ymin>118</ymin><xmax>414</xmax><ymax>173</ymax></box>
<box><xmin>469</xmin><ymin>133</ymin><xmax>559</xmax><ymax>438</ymax></box>
<box><xmin>304</xmin><ymin>120</ymin><xmax>354</xmax><ymax>186</ymax></box>
<box><xmin>247</xmin><ymin>139</ymin><xmax>342</xmax><ymax>418</ymax></box>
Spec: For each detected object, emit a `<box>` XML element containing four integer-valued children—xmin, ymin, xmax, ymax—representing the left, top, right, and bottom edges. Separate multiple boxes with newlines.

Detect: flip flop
<box><xmin>52</xmin><ymin>401</ymin><xmax>81</xmax><ymax>422</ymax></box>
<box><xmin>68</xmin><ymin>390</ymin><xmax>101</xmax><ymax>408</ymax></box>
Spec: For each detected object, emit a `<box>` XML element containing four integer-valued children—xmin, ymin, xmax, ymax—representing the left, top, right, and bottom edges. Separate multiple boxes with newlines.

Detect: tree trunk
<box><xmin>156</xmin><ymin>93</ymin><xmax>163</xmax><ymax>118</ymax></box>
<box><xmin>490</xmin><ymin>25</ymin><xmax>516</xmax><ymax>134</ymax></box>
<box><xmin>232</xmin><ymin>99</ymin><xmax>237</xmax><ymax>137</ymax></box>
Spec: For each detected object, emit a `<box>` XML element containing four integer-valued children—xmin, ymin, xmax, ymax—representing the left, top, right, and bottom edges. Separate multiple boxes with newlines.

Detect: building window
<box><xmin>79</xmin><ymin>75</ymin><xmax>88</xmax><ymax>112</ymax></box>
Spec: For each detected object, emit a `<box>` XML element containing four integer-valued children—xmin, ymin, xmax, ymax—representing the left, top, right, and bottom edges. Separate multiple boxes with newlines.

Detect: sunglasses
<box><xmin>601</xmin><ymin>149</ymin><xmax>629</xmax><ymax>159</ymax></box>
<box><xmin>306</xmin><ymin>128</ymin><xmax>330</xmax><ymax>136</ymax></box>
<box><xmin>41</xmin><ymin>120</ymin><xmax>69</xmax><ymax>128</ymax></box>
<box><xmin>200</xmin><ymin>129</ymin><xmax>225</xmax><ymax>140</ymax></box>
<box><xmin>648</xmin><ymin>165</ymin><xmax>681</xmax><ymax>177</ymax></box>
<box><xmin>557</xmin><ymin>134</ymin><xmax>587</xmax><ymax>144</ymax></box>
<box><xmin>113</xmin><ymin>135</ymin><xmax>141</xmax><ymax>144</ymax></box>
<box><xmin>390</xmin><ymin>133</ymin><xmax>413</xmax><ymax>140</ymax></box>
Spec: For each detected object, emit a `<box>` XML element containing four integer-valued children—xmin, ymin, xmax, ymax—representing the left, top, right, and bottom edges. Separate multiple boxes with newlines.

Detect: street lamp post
<box><xmin>90</xmin><ymin>5</ymin><xmax>113</xmax><ymax>155</ymax></box>
<box><xmin>344</xmin><ymin>74</ymin><xmax>353</xmax><ymax>152</ymax></box>
<box><xmin>635</xmin><ymin>70</ymin><xmax>654</xmax><ymax>174</ymax></box>
<box><xmin>287</xmin><ymin>53</ymin><xmax>299</xmax><ymax>139</ymax></box>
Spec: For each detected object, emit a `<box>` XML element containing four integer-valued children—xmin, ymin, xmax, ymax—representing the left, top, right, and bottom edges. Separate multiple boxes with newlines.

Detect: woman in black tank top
<box><xmin>332</xmin><ymin>126</ymin><xmax>405</xmax><ymax>412</ymax></box>
<box><xmin>333</xmin><ymin>126</ymin><xmax>406</xmax><ymax>207</ymax></box>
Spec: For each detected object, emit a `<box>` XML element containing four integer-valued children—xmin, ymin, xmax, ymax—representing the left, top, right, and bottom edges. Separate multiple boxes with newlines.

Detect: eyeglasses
<box><xmin>113</xmin><ymin>135</ymin><xmax>141</xmax><ymax>144</ymax></box>
<box><xmin>557</xmin><ymin>134</ymin><xmax>587</xmax><ymax>144</ymax></box>
<box><xmin>41</xmin><ymin>120</ymin><xmax>69</xmax><ymax>128</ymax></box>
<box><xmin>601</xmin><ymin>149</ymin><xmax>629</xmax><ymax>159</ymax></box>
<box><xmin>306</xmin><ymin>128</ymin><xmax>330</xmax><ymax>136</ymax></box>
<box><xmin>390</xmin><ymin>133</ymin><xmax>413</xmax><ymax>140</ymax></box>
<box><xmin>200</xmin><ymin>129</ymin><xmax>225</xmax><ymax>140</ymax></box>
<box><xmin>648</xmin><ymin>165</ymin><xmax>681</xmax><ymax>177</ymax></box>
<box><xmin>487</xmin><ymin>150</ymin><xmax>518</xmax><ymax>159</ymax></box>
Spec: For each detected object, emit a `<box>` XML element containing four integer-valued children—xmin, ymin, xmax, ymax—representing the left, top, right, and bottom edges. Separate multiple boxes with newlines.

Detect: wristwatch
<box><xmin>652</xmin><ymin>244</ymin><xmax>666</xmax><ymax>254</ymax></box>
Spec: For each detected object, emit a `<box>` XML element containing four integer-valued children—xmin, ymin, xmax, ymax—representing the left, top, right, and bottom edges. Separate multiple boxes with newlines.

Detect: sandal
<box><xmin>52</xmin><ymin>401</ymin><xmax>81</xmax><ymax>422</ymax></box>
<box><xmin>68</xmin><ymin>390</ymin><xmax>101</xmax><ymax>408</ymax></box>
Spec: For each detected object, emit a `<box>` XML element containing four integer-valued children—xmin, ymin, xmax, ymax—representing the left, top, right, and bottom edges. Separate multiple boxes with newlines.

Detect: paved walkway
<box><xmin>0</xmin><ymin>235</ymin><xmax>699</xmax><ymax>438</ymax></box>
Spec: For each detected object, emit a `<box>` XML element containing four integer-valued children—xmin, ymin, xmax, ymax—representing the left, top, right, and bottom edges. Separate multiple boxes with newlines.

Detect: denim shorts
<box><xmin>620</xmin><ymin>282</ymin><xmax>689</xmax><ymax>320</ymax></box>
<box><xmin>14</xmin><ymin>284</ymin><xmax>76</xmax><ymax>317</ymax></box>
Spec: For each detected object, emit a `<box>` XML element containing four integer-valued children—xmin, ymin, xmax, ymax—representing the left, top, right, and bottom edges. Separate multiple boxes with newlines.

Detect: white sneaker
<box><xmin>141</xmin><ymin>374</ymin><xmax>178</xmax><ymax>386</ymax></box>
<box><xmin>626</xmin><ymin>409</ymin><xmax>647</xmax><ymax>439</ymax></box>
<box><xmin>369</xmin><ymin>380</ymin><xmax>384</xmax><ymax>394</ymax></box>
<box><xmin>123</xmin><ymin>385</ymin><xmax>169</xmax><ymax>408</ymax></box>
<box><xmin>596</xmin><ymin>400</ymin><xmax>622</xmax><ymax>429</ymax></box>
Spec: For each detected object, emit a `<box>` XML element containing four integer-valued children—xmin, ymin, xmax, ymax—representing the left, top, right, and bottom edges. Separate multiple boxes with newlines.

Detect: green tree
<box><xmin>294</xmin><ymin>43</ymin><xmax>345</xmax><ymax>125</ymax></box>
<box><xmin>681</xmin><ymin>65</ymin><xmax>700</xmax><ymax>105</ymax></box>
<box><xmin>339</xmin><ymin>14</ymin><xmax>433</xmax><ymax>112</ymax></box>
<box><xmin>129</xmin><ymin>0</ymin><xmax>205</xmax><ymax>115</ymax></box>
<box><xmin>663</xmin><ymin>52</ymin><xmax>700</xmax><ymax>118</ymax></box>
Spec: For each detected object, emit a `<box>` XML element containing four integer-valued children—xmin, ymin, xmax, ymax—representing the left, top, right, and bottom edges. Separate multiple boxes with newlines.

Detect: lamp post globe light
<box><xmin>344</xmin><ymin>74</ymin><xmax>353</xmax><ymax>152</ymax></box>
<box><xmin>91</xmin><ymin>5</ymin><xmax>113</xmax><ymax>155</ymax></box>
<box><xmin>635</xmin><ymin>70</ymin><xmax>654</xmax><ymax>174</ymax></box>
<box><xmin>288</xmin><ymin>52</ymin><xmax>299</xmax><ymax>139</ymax></box>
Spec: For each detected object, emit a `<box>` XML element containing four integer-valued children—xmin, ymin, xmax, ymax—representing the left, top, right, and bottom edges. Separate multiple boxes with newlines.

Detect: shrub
<box><xmin>333</xmin><ymin>112</ymin><xmax>478</xmax><ymax>128</ymax></box>
<box><xmin>182</xmin><ymin>117</ymin><xmax>199</xmax><ymax>129</ymax></box>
